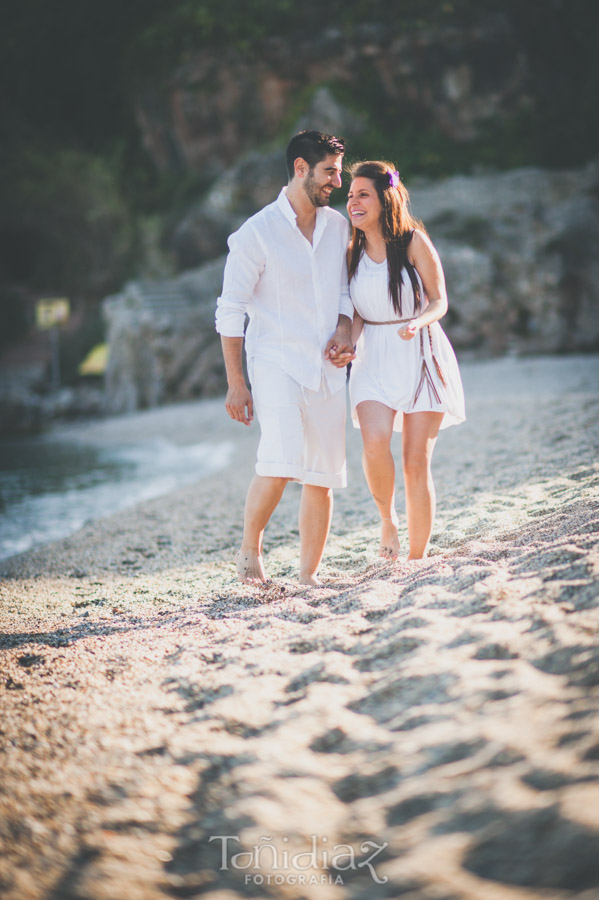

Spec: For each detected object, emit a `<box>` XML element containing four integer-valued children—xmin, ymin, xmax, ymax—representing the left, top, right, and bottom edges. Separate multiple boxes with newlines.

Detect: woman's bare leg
<box><xmin>298</xmin><ymin>485</ymin><xmax>333</xmax><ymax>585</ymax></box>
<box><xmin>401</xmin><ymin>411</ymin><xmax>444</xmax><ymax>559</ymax></box>
<box><xmin>356</xmin><ymin>401</ymin><xmax>400</xmax><ymax>559</ymax></box>
<box><xmin>237</xmin><ymin>474</ymin><xmax>288</xmax><ymax>584</ymax></box>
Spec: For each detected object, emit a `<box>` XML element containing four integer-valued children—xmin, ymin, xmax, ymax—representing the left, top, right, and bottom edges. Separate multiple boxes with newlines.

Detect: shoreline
<box><xmin>1</xmin><ymin>353</ymin><xmax>596</xmax><ymax>577</ymax></box>
<box><xmin>1</xmin><ymin>354</ymin><xmax>598</xmax><ymax>900</ymax></box>
<box><xmin>0</xmin><ymin>401</ymin><xmax>239</xmax><ymax>562</ymax></box>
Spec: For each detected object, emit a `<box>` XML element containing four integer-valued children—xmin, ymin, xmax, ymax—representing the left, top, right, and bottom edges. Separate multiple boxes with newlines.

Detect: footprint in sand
<box><xmin>462</xmin><ymin>806</ymin><xmax>599</xmax><ymax>891</ymax></box>
<box><xmin>418</xmin><ymin>738</ymin><xmax>488</xmax><ymax>773</ymax></box>
<box><xmin>386</xmin><ymin>790</ymin><xmax>460</xmax><ymax>825</ymax></box>
<box><xmin>521</xmin><ymin>767</ymin><xmax>596</xmax><ymax>791</ymax></box>
<box><xmin>348</xmin><ymin>673</ymin><xmax>457</xmax><ymax>724</ymax></box>
<box><xmin>472</xmin><ymin>642</ymin><xmax>519</xmax><ymax>660</ymax></box>
<box><xmin>482</xmin><ymin>687</ymin><xmax>520</xmax><ymax>702</ymax></box>
<box><xmin>510</xmin><ymin>546</ymin><xmax>587</xmax><ymax>575</ymax></box>
<box><xmin>444</xmin><ymin>630</ymin><xmax>484</xmax><ymax>648</ymax></box>
<box><xmin>391</xmin><ymin>713</ymin><xmax>451</xmax><ymax>732</ymax></box>
<box><xmin>284</xmin><ymin>663</ymin><xmax>349</xmax><ymax>695</ymax></box>
<box><xmin>353</xmin><ymin>636</ymin><xmax>423</xmax><ymax>672</ymax></box>
<box><xmin>433</xmin><ymin>801</ymin><xmax>506</xmax><ymax>837</ymax></box>
<box><xmin>162</xmin><ymin>677</ymin><xmax>234</xmax><ymax>712</ymax></box>
<box><xmin>310</xmin><ymin>727</ymin><xmax>388</xmax><ymax>755</ymax></box>
<box><xmin>543</xmin><ymin>560</ymin><xmax>593</xmax><ymax>581</ymax></box>
<box><xmin>382</xmin><ymin>615</ymin><xmax>431</xmax><ymax>634</ymax></box>
<box><xmin>562</xmin><ymin>707</ymin><xmax>597</xmax><ymax>721</ymax></box>
<box><xmin>533</xmin><ymin>644</ymin><xmax>599</xmax><ymax>687</ymax></box>
<box><xmin>332</xmin><ymin>765</ymin><xmax>401</xmax><ymax>802</ymax></box>
<box><xmin>451</xmin><ymin>598</ymin><xmax>494</xmax><ymax>617</ymax></box>
<box><xmin>555</xmin><ymin>730</ymin><xmax>592</xmax><ymax>747</ymax></box>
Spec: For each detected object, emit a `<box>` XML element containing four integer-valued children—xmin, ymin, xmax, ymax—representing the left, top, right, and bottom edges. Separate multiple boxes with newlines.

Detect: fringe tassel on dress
<box><xmin>412</xmin><ymin>326</ymin><xmax>447</xmax><ymax>406</ymax></box>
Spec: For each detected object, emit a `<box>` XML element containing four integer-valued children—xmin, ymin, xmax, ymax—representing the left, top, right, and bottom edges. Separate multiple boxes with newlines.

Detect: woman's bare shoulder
<box><xmin>408</xmin><ymin>228</ymin><xmax>438</xmax><ymax>264</ymax></box>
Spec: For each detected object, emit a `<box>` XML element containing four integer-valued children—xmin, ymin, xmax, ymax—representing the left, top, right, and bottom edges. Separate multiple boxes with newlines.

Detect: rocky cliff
<box><xmin>412</xmin><ymin>162</ymin><xmax>599</xmax><ymax>355</ymax></box>
<box><xmin>101</xmin><ymin>7</ymin><xmax>598</xmax><ymax>413</ymax></box>
<box><xmin>135</xmin><ymin>18</ymin><xmax>528</xmax><ymax>180</ymax></box>
<box><xmin>103</xmin><ymin>159</ymin><xmax>599</xmax><ymax>413</ymax></box>
<box><xmin>103</xmin><ymin>258</ymin><xmax>227</xmax><ymax>413</ymax></box>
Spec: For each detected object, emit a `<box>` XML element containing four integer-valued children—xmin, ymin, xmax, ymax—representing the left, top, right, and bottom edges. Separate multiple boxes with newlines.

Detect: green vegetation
<box><xmin>0</xmin><ymin>0</ymin><xmax>597</xmax><ymax>365</ymax></box>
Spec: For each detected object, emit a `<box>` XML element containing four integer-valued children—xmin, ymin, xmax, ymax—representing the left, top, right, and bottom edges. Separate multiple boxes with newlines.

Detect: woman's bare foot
<box><xmin>298</xmin><ymin>571</ymin><xmax>322</xmax><ymax>586</ymax></box>
<box><xmin>380</xmin><ymin>517</ymin><xmax>400</xmax><ymax>560</ymax></box>
<box><xmin>236</xmin><ymin>549</ymin><xmax>269</xmax><ymax>585</ymax></box>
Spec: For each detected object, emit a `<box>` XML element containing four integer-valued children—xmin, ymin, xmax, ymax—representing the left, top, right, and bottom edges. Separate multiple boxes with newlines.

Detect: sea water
<box><xmin>0</xmin><ymin>435</ymin><xmax>233</xmax><ymax>561</ymax></box>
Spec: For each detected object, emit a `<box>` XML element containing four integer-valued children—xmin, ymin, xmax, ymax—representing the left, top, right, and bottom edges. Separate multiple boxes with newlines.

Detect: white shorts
<box><xmin>249</xmin><ymin>359</ymin><xmax>347</xmax><ymax>489</ymax></box>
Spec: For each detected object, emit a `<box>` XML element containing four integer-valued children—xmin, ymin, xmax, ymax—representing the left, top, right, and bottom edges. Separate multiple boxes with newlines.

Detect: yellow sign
<box><xmin>36</xmin><ymin>298</ymin><xmax>70</xmax><ymax>330</ymax></box>
<box><xmin>78</xmin><ymin>343</ymin><xmax>109</xmax><ymax>376</ymax></box>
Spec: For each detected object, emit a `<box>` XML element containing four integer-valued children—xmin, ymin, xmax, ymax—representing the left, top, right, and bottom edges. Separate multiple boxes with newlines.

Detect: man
<box><xmin>215</xmin><ymin>130</ymin><xmax>355</xmax><ymax>586</ymax></box>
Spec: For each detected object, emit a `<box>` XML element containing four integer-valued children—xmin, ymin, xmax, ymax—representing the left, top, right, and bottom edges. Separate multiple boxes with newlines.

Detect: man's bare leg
<box><xmin>298</xmin><ymin>484</ymin><xmax>333</xmax><ymax>585</ymax></box>
<box><xmin>237</xmin><ymin>474</ymin><xmax>288</xmax><ymax>584</ymax></box>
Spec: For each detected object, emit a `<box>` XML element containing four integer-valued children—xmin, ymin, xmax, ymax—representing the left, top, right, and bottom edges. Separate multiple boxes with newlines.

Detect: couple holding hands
<box><xmin>216</xmin><ymin>130</ymin><xmax>465</xmax><ymax>586</ymax></box>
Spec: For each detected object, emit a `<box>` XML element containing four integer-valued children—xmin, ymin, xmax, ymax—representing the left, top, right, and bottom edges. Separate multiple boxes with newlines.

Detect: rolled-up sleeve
<box><xmin>215</xmin><ymin>225</ymin><xmax>266</xmax><ymax>336</ymax></box>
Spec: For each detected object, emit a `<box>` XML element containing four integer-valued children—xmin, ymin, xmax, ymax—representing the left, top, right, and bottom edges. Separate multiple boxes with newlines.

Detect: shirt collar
<box><xmin>277</xmin><ymin>187</ymin><xmax>298</xmax><ymax>226</ymax></box>
<box><xmin>277</xmin><ymin>186</ymin><xmax>325</xmax><ymax>224</ymax></box>
<box><xmin>277</xmin><ymin>187</ymin><xmax>326</xmax><ymax>244</ymax></box>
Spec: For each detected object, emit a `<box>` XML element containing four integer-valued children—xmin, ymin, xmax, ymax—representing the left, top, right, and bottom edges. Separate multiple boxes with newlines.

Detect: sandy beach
<box><xmin>1</xmin><ymin>354</ymin><xmax>598</xmax><ymax>900</ymax></box>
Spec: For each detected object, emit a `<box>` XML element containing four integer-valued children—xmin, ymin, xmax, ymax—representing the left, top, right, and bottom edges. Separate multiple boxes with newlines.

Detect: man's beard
<box><xmin>303</xmin><ymin>170</ymin><xmax>330</xmax><ymax>207</ymax></box>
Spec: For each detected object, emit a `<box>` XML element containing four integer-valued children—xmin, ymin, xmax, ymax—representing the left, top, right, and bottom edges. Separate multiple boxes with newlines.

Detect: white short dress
<box><xmin>349</xmin><ymin>253</ymin><xmax>466</xmax><ymax>432</ymax></box>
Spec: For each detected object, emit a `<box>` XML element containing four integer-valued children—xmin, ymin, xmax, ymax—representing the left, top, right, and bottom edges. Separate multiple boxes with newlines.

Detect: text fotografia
<box><xmin>209</xmin><ymin>834</ymin><xmax>389</xmax><ymax>885</ymax></box>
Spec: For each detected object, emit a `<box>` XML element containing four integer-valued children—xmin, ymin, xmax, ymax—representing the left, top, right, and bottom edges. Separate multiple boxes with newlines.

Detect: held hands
<box><xmin>398</xmin><ymin>321</ymin><xmax>420</xmax><ymax>341</ymax></box>
<box><xmin>225</xmin><ymin>383</ymin><xmax>253</xmax><ymax>426</ymax></box>
<box><xmin>324</xmin><ymin>326</ymin><xmax>356</xmax><ymax>369</ymax></box>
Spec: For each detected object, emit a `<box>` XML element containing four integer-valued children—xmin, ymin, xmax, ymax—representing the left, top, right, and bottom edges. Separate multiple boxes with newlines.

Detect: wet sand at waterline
<box><xmin>1</xmin><ymin>355</ymin><xmax>598</xmax><ymax>900</ymax></box>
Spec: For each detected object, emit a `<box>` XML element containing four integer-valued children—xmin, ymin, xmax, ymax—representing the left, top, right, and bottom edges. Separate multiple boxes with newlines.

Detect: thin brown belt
<box><xmin>362</xmin><ymin>317</ymin><xmax>416</xmax><ymax>325</ymax></box>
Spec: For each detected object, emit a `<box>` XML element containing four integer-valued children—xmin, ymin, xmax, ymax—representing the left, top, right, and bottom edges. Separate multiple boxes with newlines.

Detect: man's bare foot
<box><xmin>298</xmin><ymin>571</ymin><xmax>322</xmax><ymax>586</ymax></box>
<box><xmin>236</xmin><ymin>549</ymin><xmax>269</xmax><ymax>585</ymax></box>
<box><xmin>380</xmin><ymin>517</ymin><xmax>400</xmax><ymax>560</ymax></box>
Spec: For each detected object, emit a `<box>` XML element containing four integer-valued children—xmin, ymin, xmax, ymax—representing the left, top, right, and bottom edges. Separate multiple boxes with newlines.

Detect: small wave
<box><xmin>0</xmin><ymin>438</ymin><xmax>234</xmax><ymax>561</ymax></box>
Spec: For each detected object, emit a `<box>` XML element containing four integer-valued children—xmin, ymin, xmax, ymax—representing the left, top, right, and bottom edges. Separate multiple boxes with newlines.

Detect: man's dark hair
<box><xmin>286</xmin><ymin>130</ymin><xmax>346</xmax><ymax>179</ymax></box>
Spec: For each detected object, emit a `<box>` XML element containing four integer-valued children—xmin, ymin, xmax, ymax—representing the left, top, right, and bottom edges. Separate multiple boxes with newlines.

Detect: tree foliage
<box><xmin>1</xmin><ymin>0</ymin><xmax>596</xmax><ymax>160</ymax></box>
<box><xmin>0</xmin><ymin>0</ymin><xmax>597</xmax><ymax>350</ymax></box>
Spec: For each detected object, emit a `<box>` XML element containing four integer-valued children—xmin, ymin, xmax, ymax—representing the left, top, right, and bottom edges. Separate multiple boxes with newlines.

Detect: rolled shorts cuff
<box><xmin>303</xmin><ymin>464</ymin><xmax>347</xmax><ymax>489</ymax></box>
<box><xmin>255</xmin><ymin>461</ymin><xmax>347</xmax><ymax>489</ymax></box>
<box><xmin>255</xmin><ymin>462</ymin><xmax>305</xmax><ymax>482</ymax></box>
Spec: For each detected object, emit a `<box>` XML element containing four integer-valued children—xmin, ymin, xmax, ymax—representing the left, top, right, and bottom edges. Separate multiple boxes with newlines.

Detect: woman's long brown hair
<box><xmin>347</xmin><ymin>160</ymin><xmax>426</xmax><ymax>316</ymax></box>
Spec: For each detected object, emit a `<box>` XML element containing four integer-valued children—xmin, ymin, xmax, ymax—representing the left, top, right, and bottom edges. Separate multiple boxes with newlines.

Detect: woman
<box><xmin>343</xmin><ymin>160</ymin><xmax>465</xmax><ymax>561</ymax></box>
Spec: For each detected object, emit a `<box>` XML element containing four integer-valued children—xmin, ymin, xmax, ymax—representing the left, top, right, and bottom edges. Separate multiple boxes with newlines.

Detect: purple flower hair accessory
<box><xmin>388</xmin><ymin>170</ymin><xmax>400</xmax><ymax>188</ymax></box>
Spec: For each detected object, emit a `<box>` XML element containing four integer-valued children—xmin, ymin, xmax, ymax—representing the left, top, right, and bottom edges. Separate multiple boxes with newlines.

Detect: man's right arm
<box><xmin>221</xmin><ymin>336</ymin><xmax>253</xmax><ymax>426</ymax></box>
<box><xmin>215</xmin><ymin>223</ymin><xmax>265</xmax><ymax>426</ymax></box>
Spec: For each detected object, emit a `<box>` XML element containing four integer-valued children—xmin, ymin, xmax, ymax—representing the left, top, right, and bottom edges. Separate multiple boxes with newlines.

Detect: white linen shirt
<box><xmin>215</xmin><ymin>187</ymin><xmax>352</xmax><ymax>393</ymax></box>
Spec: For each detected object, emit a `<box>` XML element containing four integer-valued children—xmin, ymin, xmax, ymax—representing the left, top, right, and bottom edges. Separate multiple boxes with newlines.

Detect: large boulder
<box><xmin>410</xmin><ymin>160</ymin><xmax>599</xmax><ymax>354</ymax></box>
<box><xmin>103</xmin><ymin>257</ymin><xmax>227</xmax><ymax>413</ymax></box>
<box><xmin>171</xmin><ymin>149</ymin><xmax>287</xmax><ymax>268</ymax></box>
<box><xmin>170</xmin><ymin>87</ymin><xmax>364</xmax><ymax>268</ymax></box>
<box><xmin>102</xmin><ymin>160</ymin><xmax>599</xmax><ymax>412</ymax></box>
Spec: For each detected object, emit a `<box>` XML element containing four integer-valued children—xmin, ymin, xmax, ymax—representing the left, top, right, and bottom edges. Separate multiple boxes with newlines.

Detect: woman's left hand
<box><xmin>398</xmin><ymin>321</ymin><xmax>419</xmax><ymax>341</ymax></box>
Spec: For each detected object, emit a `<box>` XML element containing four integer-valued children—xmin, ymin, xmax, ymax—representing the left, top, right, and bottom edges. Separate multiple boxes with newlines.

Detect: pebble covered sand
<box><xmin>1</xmin><ymin>355</ymin><xmax>598</xmax><ymax>900</ymax></box>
